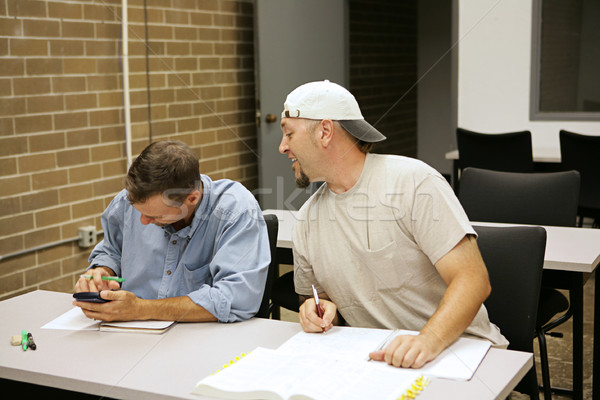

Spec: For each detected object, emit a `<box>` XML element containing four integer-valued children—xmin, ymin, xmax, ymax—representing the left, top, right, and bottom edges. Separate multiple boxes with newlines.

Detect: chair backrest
<box><xmin>456</xmin><ymin>128</ymin><xmax>534</xmax><ymax>173</ymax></box>
<box><xmin>560</xmin><ymin>129</ymin><xmax>600</xmax><ymax>210</ymax></box>
<box><xmin>476</xmin><ymin>225</ymin><xmax>546</xmax><ymax>353</ymax></box>
<box><xmin>255</xmin><ymin>214</ymin><xmax>279</xmax><ymax>318</ymax></box>
<box><xmin>458</xmin><ymin>167</ymin><xmax>580</xmax><ymax>227</ymax></box>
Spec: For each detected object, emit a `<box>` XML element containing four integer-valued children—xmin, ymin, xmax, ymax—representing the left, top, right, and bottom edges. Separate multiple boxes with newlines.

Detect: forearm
<box><xmin>138</xmin><ymin>296</ymin><xmax>218</xmax><ymax>322</ymax></box>
<box><xmin>419</xmin><ymin>275</ymin><xmax>489</xmax><ymax>350</ymax></box>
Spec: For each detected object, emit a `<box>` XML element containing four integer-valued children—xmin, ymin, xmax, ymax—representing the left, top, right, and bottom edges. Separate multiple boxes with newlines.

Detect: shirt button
<box><xmin>167</xmin><ymin>270</ymin><xmax>172</xmax><ymax>275</ymax></box>
<box><xmin>172</xmin><ymin>240</ymin><xmax>177</xmax><ymax>245</ymax></box>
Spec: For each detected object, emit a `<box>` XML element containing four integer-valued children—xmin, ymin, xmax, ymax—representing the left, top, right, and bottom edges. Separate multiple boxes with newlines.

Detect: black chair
<box><xmin>560</xmin><ymin>129</ymin><xmax>600</xmax><ymax>228</ymax></box>
<box><xmin>476</xmin><ymin>225</ymin><xmax>547</xmax><ymax>400</ymax></box>
<box><xmin>255</xmin><ymin>214</ymin><xmax>279</xmax><ymax>319</ymax></box>
<box><xmin>270</xmin><ymin>270</ymin><xmax>299</xmax><ymax>319</ymax></box>
<box><xmin>455</xmin><ymin>128</ymin><xmax>534</xmax><ymax>191</ymax></box>
<box><xmin>459</xmin><ymin>167</ymin><xmax>580</xmax><ymax>399</ymax></box>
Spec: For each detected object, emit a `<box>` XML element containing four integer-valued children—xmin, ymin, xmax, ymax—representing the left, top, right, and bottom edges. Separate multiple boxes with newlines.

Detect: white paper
<box><xmin>277</xmin><ymin>326</ymin><xmax>491</xmax><ymax>381</ymax></box>
<box><xmin>41</xmin><ymin>307</ymin><xmax>99</xmax><ymax>330</ymax></box>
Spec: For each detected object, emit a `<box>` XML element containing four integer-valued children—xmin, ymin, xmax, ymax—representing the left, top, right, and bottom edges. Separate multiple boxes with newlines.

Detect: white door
<box><xmin>254</xmin><ymin>0</ymin><xmax>348</xmax><ymax>210</ymax></box>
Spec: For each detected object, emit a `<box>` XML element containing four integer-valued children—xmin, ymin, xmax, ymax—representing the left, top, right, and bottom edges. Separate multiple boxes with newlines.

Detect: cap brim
<box><xmin>338</xmin><ymin>120</ymin><xmax>386</xmax><ymax>143</ymax></box>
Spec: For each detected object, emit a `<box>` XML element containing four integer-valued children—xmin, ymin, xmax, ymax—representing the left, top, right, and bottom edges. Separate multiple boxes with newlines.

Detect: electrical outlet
<box><xmin>78</xmin><ymin>226</ymin><xmax>97</xmax><ymax>248</ymax></box>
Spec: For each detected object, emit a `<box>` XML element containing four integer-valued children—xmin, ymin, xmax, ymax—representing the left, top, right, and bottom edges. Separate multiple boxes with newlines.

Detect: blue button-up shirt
<box><xmin>88</xmin><ymin>175</ymin><xmax>270</xmax><ymax>322</ymax></box>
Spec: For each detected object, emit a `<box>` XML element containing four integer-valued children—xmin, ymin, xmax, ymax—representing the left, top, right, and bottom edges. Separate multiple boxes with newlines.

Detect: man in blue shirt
<box><xmin>74</xmin><ymin>140</ymin><xmax>270</xmax><ymax>323</ymax></box>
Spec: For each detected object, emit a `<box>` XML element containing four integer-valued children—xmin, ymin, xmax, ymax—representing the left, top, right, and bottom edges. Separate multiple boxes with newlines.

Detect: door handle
<box><xmin>265</xmin><ymin>114</ymin><xmax>278</xmax><ymax>124</ymax></box>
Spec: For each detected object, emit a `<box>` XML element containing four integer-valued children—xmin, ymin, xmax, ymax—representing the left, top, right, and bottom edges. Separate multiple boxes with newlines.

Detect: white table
<box><xmin>263</xmin><ymin>209</ymin><xmax>600</xmax><ymax>399</ymax></box>
<box><xmin>0</xmin><ymin>290</ymin><xmax>532</xmax><ymax>400</ymax></box>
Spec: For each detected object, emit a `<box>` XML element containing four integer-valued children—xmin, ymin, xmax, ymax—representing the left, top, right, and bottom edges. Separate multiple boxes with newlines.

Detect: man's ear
<box><xmin>319</xmin><ymin>119</ymin><xmax>335</xmax><ymax>148</ymax></box>
<box><xmin>184</xmin><ymin>189</ymin><xmax>202</xmax><ymax>206</ymax></box>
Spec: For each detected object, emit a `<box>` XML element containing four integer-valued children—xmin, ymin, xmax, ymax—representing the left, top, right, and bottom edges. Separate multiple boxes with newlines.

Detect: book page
<box><xmin>277</xmin><ymin>326</ymin><xmax>491</xmax><ymax>381</ymax></box>
<box><xmin>41</xmin><ymin>307</ymin><xmax>100</xmax><ymax>331</ymax></box>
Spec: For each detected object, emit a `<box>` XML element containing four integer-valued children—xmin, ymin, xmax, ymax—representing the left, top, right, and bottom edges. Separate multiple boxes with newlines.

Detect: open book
<box><xmin>192</xmin><ymin>326</ymin><xmax>491</xmax><ymax>400</ymax></box>
<box><xmin>192</xmin><ymin>346</ymin><xmax>423</xmax><ymax>400</ymax></box>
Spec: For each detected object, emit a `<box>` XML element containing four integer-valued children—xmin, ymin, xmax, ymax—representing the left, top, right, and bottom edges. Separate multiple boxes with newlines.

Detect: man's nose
<box><xmin>278</xmin><ymin>137</ymin><xmax>288</xmax><ymax>154</ymax></box>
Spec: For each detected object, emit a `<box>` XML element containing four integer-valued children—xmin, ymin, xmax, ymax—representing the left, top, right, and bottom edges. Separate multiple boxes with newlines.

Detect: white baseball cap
<box><xmin>281</xmin><ymin>80</ymin><xmax>386</xmax><ymax>143</ymax></box>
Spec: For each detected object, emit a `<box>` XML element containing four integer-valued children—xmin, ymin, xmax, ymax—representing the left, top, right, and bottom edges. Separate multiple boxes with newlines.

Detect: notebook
<box><xmin>99</xmin><ymin>320</ymin><xmax>175</xmax><ymax>334</ymax></box>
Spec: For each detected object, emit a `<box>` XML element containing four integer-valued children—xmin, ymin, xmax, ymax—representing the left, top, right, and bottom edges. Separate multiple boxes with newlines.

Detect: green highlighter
<box><xmin>21</xmin><ymin>330</ymin><xmax>28</xmax><ymax>351</ymax></box>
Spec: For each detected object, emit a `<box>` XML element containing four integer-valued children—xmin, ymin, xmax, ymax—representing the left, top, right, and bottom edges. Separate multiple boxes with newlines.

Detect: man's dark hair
<box><xmin>125</xmin><ymin>140</ymin><xmax>200</xmax><ymax>204</ymax></box>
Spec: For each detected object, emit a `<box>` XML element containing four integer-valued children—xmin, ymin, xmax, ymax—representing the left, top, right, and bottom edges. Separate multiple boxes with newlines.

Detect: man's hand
<box><xmin>298</xmin><ymin>297</ymin><xmax>337</xmax><ymax>333</ymax></box>
<box><xmin>75</xmin><ymin>266</ymin><xmax>121</xmax><ymax>292</ymax></box>
<box><xmin>73</xmin><ymin>290</ymin><xmax>142</xmax><ymax>322</ymax></box>
<box><xmin>368</xmin><ymin>333</ymin><xmax>445</xmax><ymax>369</ymax></box>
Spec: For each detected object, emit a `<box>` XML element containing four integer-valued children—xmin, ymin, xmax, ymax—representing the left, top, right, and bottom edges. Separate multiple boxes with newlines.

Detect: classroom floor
<box><xmin>276</xmin><ymin>268</ymin><xmax>596</xmax><ymax>399</ymax></box>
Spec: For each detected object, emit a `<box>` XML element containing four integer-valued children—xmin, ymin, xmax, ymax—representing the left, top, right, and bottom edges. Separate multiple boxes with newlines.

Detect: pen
<box><xmin>80</xmin><ymin>274</ymin><xmax>125</xmax><ymax>283</ymax></box>
<box><xmin>311</xmin><ymin>284</ymin><xmax>324</xmax><ymax>319</ymax></box>
<box><xmin>368</xmin><ymin>329</ymin><xmax>400</xmax><ymax>361</ymax></box>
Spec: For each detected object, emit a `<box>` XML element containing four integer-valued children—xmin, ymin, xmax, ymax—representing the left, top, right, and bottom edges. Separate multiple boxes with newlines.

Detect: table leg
<box><xmin>594</xmin><ymin>271</ymin><xmax>599</xmax><ymax>399</ymax></box>
<box><xmin>572</xmin><ymin>278</ymin><xmax>584</xmax><ymax>400</ymax></box>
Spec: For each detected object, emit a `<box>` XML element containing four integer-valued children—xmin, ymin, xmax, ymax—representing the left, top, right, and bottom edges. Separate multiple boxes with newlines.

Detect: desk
<box><xmin>0</xmin><ymin>290</ymin><xmax>531</xmax><ymax>400</ymax></box>
<box><xmin>444</xmin><ymin>147</ymin><xmax>562</xmax><ymax>189</ymax></box>
<box><xmin>263</xmin><ymin>209</ymin><xmax>600</xmax><ymax>400</ymax></box>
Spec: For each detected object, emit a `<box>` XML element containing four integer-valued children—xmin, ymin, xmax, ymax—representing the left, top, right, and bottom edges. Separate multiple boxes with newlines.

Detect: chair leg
<box><xmin>537</xmin><ymin>330</ymin><xmax>553</xmax><ymax>400</ymax></box>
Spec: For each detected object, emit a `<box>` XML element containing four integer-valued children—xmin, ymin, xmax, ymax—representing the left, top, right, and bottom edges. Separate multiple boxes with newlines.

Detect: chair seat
<box><xmin>537</xmin><ymin>287</ymin><xmax>569</xmax><ymax>327</ymax></box>
<box><xmin>271</xmin><ymin>271</ymin><xmax>299</xmax><ymax>312</ymax></box>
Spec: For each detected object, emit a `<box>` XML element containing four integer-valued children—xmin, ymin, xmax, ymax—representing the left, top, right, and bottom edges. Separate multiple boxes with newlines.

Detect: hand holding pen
<box><xmin>75</xmin><ymin>266</ymin><xmax>123</xmax><ymax>293</ymax></box>
<box><xmin>298</xmin><ymin>285</ymin><xmax>336</xmax><ymax>333</ymax></box>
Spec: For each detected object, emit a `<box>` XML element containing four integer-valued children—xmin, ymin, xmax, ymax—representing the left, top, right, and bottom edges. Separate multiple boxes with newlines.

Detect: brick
<box><xmin>89</xmin><ymin>109</ymin><xmax>121</xmax><ymax>126</ymax></box>
<box><xmin>50</xmin><ymin>40</ymin><xmax>85</xmax><ymax>57</ymax></box>
<box><xmin>167</xmin><ymin>41</ymin><xmax>191</xmax><ymax>56</ymax></box>
<box><xmin>31</xmin><ymin>170</ymin><xmax>69</xmax><ymax>191</ymax></box>
<box><xmin>86</xmin><ymin>40</ymin><xmax>117</xmax><ymax>56</ymax></box>
<box><xmin>83</xmin><ymin>4</ymin><xmax>119</xmax><ymax>22</ymax></box>
<box><xmin>27</xmin><ymin>95</ymin><xmax>65</xmax><ymax>114</ymax></box>
<box><xmin>14</xmin><ymin>114</ymin><xmax>53</xmax><ymax>134</ymax></box>
<box><xmin>0</xmin><ymin>80</ymin><xmax>11</xmax><ymax>98</ymax></box>
<box><xmin>65</xmin><ymin>93</ymin><xmax>98</xmax><ymax>110</ymax></box>
<box><xmin>54</xmin><ymin>111</ymin><xmax>88</xmax><ymax>131</ymax></box>
<box><xmin>165</xmin><ymin>9</ymin><xmax>189</xmax><ymax>25</ymax></box>
<box><xmin>23</xmin><ymin>19</ymin><xmax>60</xmax><ymax>37</ymax></box>
<box><xmin>66</xmin><ymin>128</ymin><xmax>100</xmax><ymax>147</ymax></box>
<box><xmin>68</xmin><ymin>164</ymin><xmax>102</xmax><ymax>184</ymax></box>
<box><xmin>13</xmin><ymin>77</ymin><xmax>51</xmax><ymax>96</ymax></box>
<box><xmin>25</xmin><ymin>261</ymin><xmax>61</xmax><ymax>286</ymax></box>
<box><xmin>28</xmin><ymin>132</ymin><xmax>65</xmax><ymax>153</ymax></box>
<box><xmin>0</xmin><ymin>175</ymin><xmax>30</xmax><ymax>196</ymax></box>
<box><xmin>21</xmin><ymin>189</ymin><xmax>59</xmax><ymax>213</ymax></box>
<box><xmin>93</xmin><ymin>176</ymin><xmax>125</xmax><ymax>197</ymax></box>
<box><xmin>102</xmin><ymin>159</ymin><xmax>127</xmax><ymax>177</ymax></box>
<box><xmin>56</xmin><ymin>148</ymin><xmax>90</xmax><ymax>167</ymax></box>
<box><xmin>0</xmin><ymin>58</ymin><xmax>24</xmax><ymax>75</ymax></box>
<box><xmin>0</xmin><ymin>17</ymin><xmax>22</xmax><ymax>36</ymax></box>
<box><xmin>191</xmin><ymin>12</ymin><xmax>212</xmax><ymax>25</ymax></box>
<box><xmin>96</xmin><ymin>58</ymin><xmax>120</xmax><ymax>74</ymax></box>
<box><xmin>0</xmin><ymin>97</ymin><xmax>26</xmax><ymax>117</ymax></box>
<box><xmin>7</xmin><ymin>0</ymin><xmax>46</xmax><ymax>18</ymax></box>
<box><xmin>72</xmin><ymin>198</ymin><xmax>104</xmax><ymax>219</ymax></box>
<box><xmin>87</xmin><ymin>75</ymin><xmax>119</xmax><ymax>91</ymax></box>
<box><xmin>0</xmin><ymin>272</ymin><xmax>24</xmax><ymax>296</ymax></box>
<box><xmin>91</xmin><ymin>143</ymin><xmax>122</xmax><ymax>162</ymax></box>
<box><xmin>62</xmin><ymin>21</ymin><xmax>95</xmax><ymax>38</ymax></box>
<box><xmin>59</xmin><ymin>183</ymin><xmax>94</xmax><ymax>203</ymax></box>
<box><xmin>35</xmin><ymin>205</ymin><xmax>71</xmax><ymax>228</ymax></box>
<box><xmin>49</xmin><ymin>2</ymin><xmax>83</xmax><ymax>19</ymax></box>
<box><xmin>52</xmin><ymin>76</ymin><xmax>86</xmax><ymax>93</ymax></box>
<box><xmin>0</xmin><ymin>158</ymin><xmax>17</xmax><ymax>177</ymax></box>
<box><xmin>37</xmin><ymin>244</ymin><xmax>74</xmax><ymax>265</ymax></box>
<box><xmin>0</xmin><ymin>213</ymin><xmax>33</xmax><ymax>237</ymax></box>
<box><xmin>25</xmin><ymin>58</ymin><xmax>64</xmax><ymax>76</ymax></box>
<box><xmin>18</xmin><ymin>153</ymin><xmax>56</xmax><ymax>173</ymax></box>
<box><xmin>64</xmin><ymin>58</ymin><xmax>96</xmax><ymax>74</ymax></box>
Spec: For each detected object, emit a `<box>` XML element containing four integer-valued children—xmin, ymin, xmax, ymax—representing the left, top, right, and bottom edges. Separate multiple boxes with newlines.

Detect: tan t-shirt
<box><xmin>293</xmin><ymin>153</ymin><xmax>508</xmax><ymax>346</ymax></box>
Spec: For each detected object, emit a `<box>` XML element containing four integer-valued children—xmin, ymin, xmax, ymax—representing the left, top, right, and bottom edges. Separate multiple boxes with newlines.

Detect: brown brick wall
<box><xmin>0</xmin><ymin>0</ymin><xmax>257</xmax><ymax>300</ymax></box>
<box><xmin>349</xmin><ymin>0</ymin><xmax>417</xmax><ymax>157</ymax></box>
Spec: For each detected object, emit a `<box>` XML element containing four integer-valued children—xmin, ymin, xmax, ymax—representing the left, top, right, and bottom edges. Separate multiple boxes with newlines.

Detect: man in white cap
<box><xmin>279</xmin><ymin>80</ymin><xmax>507</xmax><ymax>369</ymax></box>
